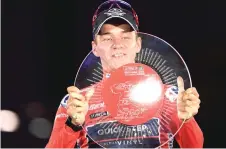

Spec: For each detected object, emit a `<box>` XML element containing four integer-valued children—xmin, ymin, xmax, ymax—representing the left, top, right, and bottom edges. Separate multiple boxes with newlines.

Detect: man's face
<box><xmin>92</xmin><ymin>23</ymin><xmax>141</xmax><ymax>72</ymax></box>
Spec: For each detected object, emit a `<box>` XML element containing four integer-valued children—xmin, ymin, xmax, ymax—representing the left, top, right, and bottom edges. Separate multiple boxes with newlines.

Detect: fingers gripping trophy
<box><xmin>46</xmin><ymin>0</ymin><xmax>204</xmax><ymax>148</ymax></box>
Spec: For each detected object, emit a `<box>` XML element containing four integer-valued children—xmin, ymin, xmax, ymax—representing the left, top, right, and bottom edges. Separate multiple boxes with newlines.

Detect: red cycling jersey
<box><xmin>46</xmin><ymin>81</ymin><xmax>203</xmax><ymax>148</ymax></box>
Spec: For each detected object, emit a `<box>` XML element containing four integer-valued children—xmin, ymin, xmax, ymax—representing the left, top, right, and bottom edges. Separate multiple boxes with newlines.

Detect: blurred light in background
<box><xmin>28</xmin><ymin>118</ymin><xmax>52</xmax><ymax>139</ymax></box>
<box><xmin>25</xmin><ymin>102</ymin><xmax>46</xmax><ymax>118</ymax></box>
<box><xmin>0</xmin><ymin>110</ymin><xmax>20</xmax><ymax>132</ymax></box>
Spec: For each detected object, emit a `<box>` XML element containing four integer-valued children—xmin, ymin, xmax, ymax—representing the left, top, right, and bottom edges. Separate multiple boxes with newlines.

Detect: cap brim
<box><xmin>93</xmin><ymin>8</ymin><xmax>138</xmax><ymax>38</ymax></box>
<box><xmin>95</xmin><ymin>16</ymin><xmax>137</xmax><ymax>36</ymax></box>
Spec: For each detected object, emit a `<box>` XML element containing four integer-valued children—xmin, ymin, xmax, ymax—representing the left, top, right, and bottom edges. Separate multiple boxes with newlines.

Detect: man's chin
<box><xmin>111</xmin><ymin>63</ymin><xmax>129</xmax><ymax>70</ymax></box>
<box><xmin>108</xmin><ymin>60</ymin><xmax>135</xmax><ymax>72</ymax></box>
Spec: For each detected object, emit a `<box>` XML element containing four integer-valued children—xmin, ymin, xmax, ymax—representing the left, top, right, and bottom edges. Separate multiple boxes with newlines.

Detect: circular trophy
<box><xmin>74</xmin><ymin>32</ymin><xmax>192</xmax><ymax>148</ymax></box>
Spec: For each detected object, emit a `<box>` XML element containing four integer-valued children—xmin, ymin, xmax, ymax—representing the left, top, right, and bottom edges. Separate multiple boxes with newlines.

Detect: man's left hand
<box><xmin>177</xmin><ymin>76</ymin><xmax>201</xmax><ymax>121</ymax></box>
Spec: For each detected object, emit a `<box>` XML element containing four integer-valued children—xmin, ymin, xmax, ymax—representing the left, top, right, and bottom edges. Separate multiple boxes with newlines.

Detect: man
<box><xmin>46</xmin><ymin>0</ymin><xmax>203</xmax><ymax>148</ymax></box>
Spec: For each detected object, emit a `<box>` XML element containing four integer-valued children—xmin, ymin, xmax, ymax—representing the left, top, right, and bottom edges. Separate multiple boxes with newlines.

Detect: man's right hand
<box><xmin>66</xmin><ymin>86</ymin><xmax>94</xmax><ymax>126</ymax></box>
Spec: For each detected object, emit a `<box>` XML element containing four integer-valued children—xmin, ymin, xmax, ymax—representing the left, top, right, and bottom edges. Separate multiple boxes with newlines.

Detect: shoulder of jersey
<box><xmin>165</xmin><ymin>85</ymin><xmax>178</xmax><ymax>102</ymax></box>
<box><xmin>60</xmin><ymin>94</ymin><xmax>69</xmax><ymax>108</ymax></box>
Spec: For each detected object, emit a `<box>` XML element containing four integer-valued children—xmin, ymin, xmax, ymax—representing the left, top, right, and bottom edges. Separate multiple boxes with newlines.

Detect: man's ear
<box><xmin>91</xmin><ymin>41</ymin><xmax>99</xmax><ymax>57</ymax></box>
<box><xmin>136</xmin><ymin>37</ymin><xmax>142</xmax><ymax>53</ymax></box>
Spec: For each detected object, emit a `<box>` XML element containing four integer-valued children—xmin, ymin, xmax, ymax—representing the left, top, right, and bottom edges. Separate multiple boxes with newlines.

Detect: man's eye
<box><xmin>103</xmin><ymin>38</ymin><xmax>112</xmax><ymax>41</ymax></box>
<box><xmin>122</xmin><ymin>37</ymin><xmax>130</xmax><ymax>40</ymax></box>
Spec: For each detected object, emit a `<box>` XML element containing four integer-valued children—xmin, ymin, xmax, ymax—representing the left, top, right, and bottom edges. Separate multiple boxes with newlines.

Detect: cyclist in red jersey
<box><xmin>46</xmin><ymin>0</ymin><xmax>203</xmax><ymax>148</ymax></box>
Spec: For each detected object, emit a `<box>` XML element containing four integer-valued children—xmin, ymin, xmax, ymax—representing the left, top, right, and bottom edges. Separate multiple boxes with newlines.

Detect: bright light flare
<box><xmin>129</xmin><ymin>76</ymin><xmax>163</xmax><ymax>104</ymax></box>
<box><xmin>0</xmin><ymin>110</ymin><xmax>20</xmax><ymax>132</ymax></box>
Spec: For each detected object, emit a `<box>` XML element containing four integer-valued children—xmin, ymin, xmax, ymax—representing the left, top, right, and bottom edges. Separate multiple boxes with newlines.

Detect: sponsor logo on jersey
<box><xmin>168</xmin><ymin>133</ymin><xmax>174</xmax><ymax>149</ymax></box>
<box><xmin>96</xmin><ymin>123</ymin><xmax>153</xmax><ymax>136</ymax></box>
<box><xmin>86</xmin><ymin>118</ymin><xmax>160</xmax><ymax>148</ymax></box>
<box><xmin>90</xmin><ymin>111</ymin><xmax>108</xmax><ymax>119</ymax></box>
<box><xmin>89</xmin><ymin>102</ymin><xmax>105</xmax><ymax>110</ymax></box>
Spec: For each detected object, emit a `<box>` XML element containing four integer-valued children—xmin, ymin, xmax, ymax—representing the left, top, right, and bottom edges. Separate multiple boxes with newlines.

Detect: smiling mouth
<box><xmin>112</xmin><ymin>53</ymin><xmax>126</xmax><ymax>58</ymax></box>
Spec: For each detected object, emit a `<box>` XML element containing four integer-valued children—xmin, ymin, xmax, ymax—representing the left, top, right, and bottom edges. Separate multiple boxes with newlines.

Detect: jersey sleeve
<box><xmin>165</xmin><ymin>85</ymin><xmax>204</xmax><ymax>148</ymax></box>
<box><xmin>45</xmin><ymin>94</ymin><xmax>81</xmax><ymax>148</ymax></box>
<box><xmin>170</xmin><ymin>110</ymin><xmax>204</xmax><ymax>148</ymax></box>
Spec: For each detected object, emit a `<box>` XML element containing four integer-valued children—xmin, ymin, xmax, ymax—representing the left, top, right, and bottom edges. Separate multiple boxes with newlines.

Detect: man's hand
<box><xmin>66</xmin><ymin>86</ymin><xmax>94</xmax><ymax>126</ymax></box>
<box><xmin>177</xmin><ymin>76</ymin><xmax>201</xmax><ymax>121</ymax></box>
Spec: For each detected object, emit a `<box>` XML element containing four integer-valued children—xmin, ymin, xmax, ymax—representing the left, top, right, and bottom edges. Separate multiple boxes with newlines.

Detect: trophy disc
<box><xmin>74</xmin><ymin>32</ymin><xmax>192</xmax><ymax>148</ymax></box>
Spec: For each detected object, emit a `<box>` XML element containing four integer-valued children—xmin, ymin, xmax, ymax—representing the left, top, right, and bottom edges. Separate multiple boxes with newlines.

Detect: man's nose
<box><xmin>112</xmin><ymin>38</ymin><xmax>123</xmax><ymax>49</ymax></box>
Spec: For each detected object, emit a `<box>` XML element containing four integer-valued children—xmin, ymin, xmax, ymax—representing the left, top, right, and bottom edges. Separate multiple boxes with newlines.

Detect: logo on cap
<box><xmin>104</xmin><ymin>8</ymin><xmax>126</xmax><ymax>17</ymax></box>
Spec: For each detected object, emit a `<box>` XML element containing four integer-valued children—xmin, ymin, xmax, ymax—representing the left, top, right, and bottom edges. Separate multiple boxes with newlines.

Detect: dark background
<box><xmin>2</xmin><ymin>0</ymin><xmax>226</xmax><ymax>148</ymax></box>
